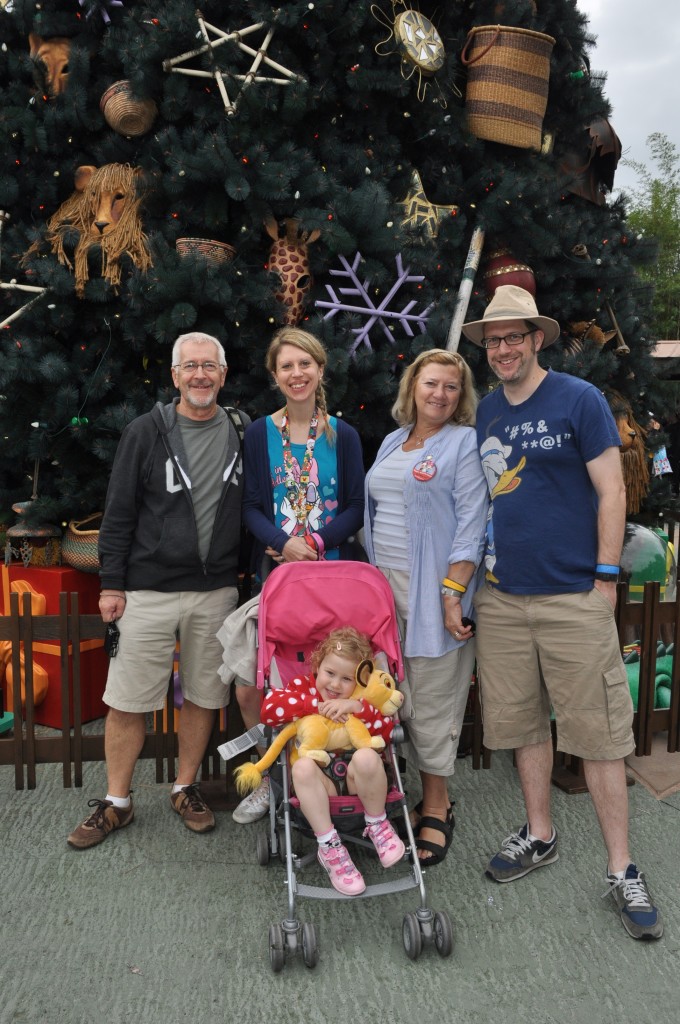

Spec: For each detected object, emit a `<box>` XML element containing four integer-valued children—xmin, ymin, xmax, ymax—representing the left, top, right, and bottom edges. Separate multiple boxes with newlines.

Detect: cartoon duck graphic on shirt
<box><xmin>479</xmin><ymin>436</ymin><xmax>526</xmax><ymax>582</ymax></box>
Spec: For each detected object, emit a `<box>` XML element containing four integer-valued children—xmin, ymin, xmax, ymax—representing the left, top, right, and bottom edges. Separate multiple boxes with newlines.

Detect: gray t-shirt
<box><xmin>178</xmin><ymin>408</ymin><xmax>231</xmax><ymax>562</ymax></box>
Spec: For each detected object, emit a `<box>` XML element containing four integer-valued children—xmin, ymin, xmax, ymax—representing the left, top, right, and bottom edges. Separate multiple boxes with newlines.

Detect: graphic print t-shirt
<box><xmin>267</xmin><ymin>414</ymin><xmax>340</xmax><ymax>559</ymax></box>
<box><xmin>475</xmin><ymin>370</ymin><xmax>620</xmax><ymax>594</ymax></box>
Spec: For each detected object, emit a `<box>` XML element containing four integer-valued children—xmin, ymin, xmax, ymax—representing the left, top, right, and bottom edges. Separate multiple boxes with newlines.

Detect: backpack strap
<box><xmin>224</xmin><ymin>405</ymin><xmax>246</xmax><ymax>448</ymax></box>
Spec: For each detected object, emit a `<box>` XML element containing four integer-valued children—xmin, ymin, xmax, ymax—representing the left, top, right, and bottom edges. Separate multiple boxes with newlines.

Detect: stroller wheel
<box><xmin>433</xmin><ymin>910</ymin><xmax>454</xmax><ymax>958</ymax></box>
<box><xmin>256</xmin><ymin>832</ymin><xmax>271</xmax><ymax>866</ymax></box>
<box><xmin>269</xmin><ymin>923</ymin><xmax>285</xmax><ymax>973</ymax></box>
<box><xmin>302</xmin><ymin>922</ymin><xmax>319</xmax><ymax>968</ymax></box>
<box><xmin>402</xmin><ymin>912</ymin><xmax>422</xmax><ymax>961</ymax></box>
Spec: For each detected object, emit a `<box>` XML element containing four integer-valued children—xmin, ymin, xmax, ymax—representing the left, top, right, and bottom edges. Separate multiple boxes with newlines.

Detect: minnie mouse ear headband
<box><xmin>461</xmin><ymin>285</ymin><xmax>561</xmax><ymax>348</ymax></box>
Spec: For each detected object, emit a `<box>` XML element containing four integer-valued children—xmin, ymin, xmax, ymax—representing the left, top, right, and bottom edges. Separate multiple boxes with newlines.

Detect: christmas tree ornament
<box><xmin>398</xmin><ymin>169</ymin><xmax>458</xmax><ymax>239</ymax></box>
<box><xmin>482</xmin><ymin>247</ymin><xmax>535</xmax><ymax>299</ymax></box>
<box><xmin>100</xmin><ymin>81</ymin><xmax>158</xmax><ymax>137</ymax></box>
<box><xmin>264</xmin><ymin>217</ymin><xmax>320</xmax><ymax>326</ymax></box>
<box><xmin>78</xmin><ymin>0</ymin><xmax>125</xmax><ymax>25</ymax></box>
<box><xmin>461</xmin><ymin>25</ymin><xmax>555</xmax><ymax>150</ymax></box>
<box><xmin>559</xmin><ymin>118</ymin><xmax>622</xmax><ymax>206</ymax></box>
<box><xmin>176</xmin><ymin>238</ymin><xmax>236</xmax><ymax>265</ymax></box>
<box><xmin>315</xmin><ymin>252</ymin><xmax>432</xmax><ymax>356</ymax></box>
<box><xmin>0</xmin><ymin>282</ymin><xmax>50</xmax><ymax>330</ymax></box>
<box><xmin>446</xmin><ymin>226</ymin><xmax>485</xmax><ymax>352</ymax></box>
<box><xmin>28</xmin><ymin>33</ymin><xmax>71</xmax><ymax>98</ymax></box>
<box><xmin>22</xmin><ymin>164</ymin><xmax>152</xmax><ymax>297</ymax></box>
<box><xmin>562</xmin><ymin>319</ymin><xmax>617</xmax><ymax>356</ymax></box>
<box><xmin>604</xmin><ymin>300</ymin><xmax>630</xmax><ymax>356</ymax></box>
<box><xmin>162</xmin><ymin>12</ymin><xmax>304</xmax><ymax>117</ymax></box>
<box><xmin>372</xmin><ymin>1</ymin><xmax>446</xmax><ymax>103</ymax></box>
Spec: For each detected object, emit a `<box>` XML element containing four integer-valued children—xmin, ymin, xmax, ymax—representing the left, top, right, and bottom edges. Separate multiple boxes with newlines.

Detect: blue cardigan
<box><xmin>242</xmin><ymin>415</ymin><xmax>365</xmax><ymax>573</ymax></box>
<box><xmin>364</xmin><ymin>423</ymin><xmax>488</xmax><ymax>658</ymax></box>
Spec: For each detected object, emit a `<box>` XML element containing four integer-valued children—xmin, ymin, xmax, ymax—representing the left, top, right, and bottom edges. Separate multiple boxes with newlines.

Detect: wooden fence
<box><xmin>1</xmin><ymin>582</ymin><xmax>679</xmax><ymax>793</ymax></box>
<box><xmin>0</xmin><ymin>590</ymin><xmax>236</xmax><ymax>792</ymax></box>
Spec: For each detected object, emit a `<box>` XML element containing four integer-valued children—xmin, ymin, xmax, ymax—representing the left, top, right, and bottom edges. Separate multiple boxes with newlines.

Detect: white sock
<box><xmin>364</xmin><ymin>812</ymin><xmax>386</xmax><ymax>826</ymax></box>
<box><xmin>105</xmin><ymin>793</ymin><xmax>131</xmax><ymax>809</ymax></box>
<box><xmin>171</xmin><ymin>783</ymin><xmax>190</xmax><ymax>795</ymax></box>
<box><xmin>316</xmin><ymin>828</ymin><xmax>337</xmax><ymax>846</ymax></box>
<box><xmin>608</xmin><ymin>866</ymin><xmax>629</xmax><ymax>880</ymax></box>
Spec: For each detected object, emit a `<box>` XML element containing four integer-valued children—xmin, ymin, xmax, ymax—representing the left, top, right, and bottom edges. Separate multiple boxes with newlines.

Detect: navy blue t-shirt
<box><xmin>475</xmin><ymin>370</ymin><xmax>621</xmax><ymax>594</ymax></box>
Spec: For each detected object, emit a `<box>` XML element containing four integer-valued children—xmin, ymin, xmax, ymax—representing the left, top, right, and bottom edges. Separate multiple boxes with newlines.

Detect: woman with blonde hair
<box><xmin>363</xmin><ymin>348</ymin><xmax>488</xmax><ymax>865</ymax></box>
<box><xmin>232</xmin><ymin>326</ymin><xmax>365</xmax><ymax>824</ymax></box>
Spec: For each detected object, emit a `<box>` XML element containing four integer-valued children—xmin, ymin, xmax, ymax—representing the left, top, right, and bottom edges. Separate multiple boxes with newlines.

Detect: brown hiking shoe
<box><xmin>170</xmin><ymin>783</ymin><xmax>215</xmax><ymax>833</ymax></box>
<box><xmin>67</xmin><ymin>798</ymin><xmax>134</xmax><ymax>849</ymax></box>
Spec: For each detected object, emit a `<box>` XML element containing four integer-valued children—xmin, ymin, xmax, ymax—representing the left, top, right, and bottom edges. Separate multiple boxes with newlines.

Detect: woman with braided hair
<box><xmin>232</xmin><ymin>326</ymin><xmax>365</xmax><ymax>824</ymax></box>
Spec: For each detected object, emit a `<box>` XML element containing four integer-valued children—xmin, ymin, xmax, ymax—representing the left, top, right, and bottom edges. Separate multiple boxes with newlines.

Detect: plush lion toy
<box><xmin>234</xmin><ymin>659</ymin><xmax>404</xmax><ymax>795</ymax></box>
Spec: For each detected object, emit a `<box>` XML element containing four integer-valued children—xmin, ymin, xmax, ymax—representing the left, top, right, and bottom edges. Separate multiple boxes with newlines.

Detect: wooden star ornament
<box><xmin>162</xmin><ymin>11</ymin><xmax>305</xmax><ymax>117</ymax></box>
<box><xmin>398</xmin><ymin>169</ymin><xmax>458</xmax><ymax>239</ymax></box>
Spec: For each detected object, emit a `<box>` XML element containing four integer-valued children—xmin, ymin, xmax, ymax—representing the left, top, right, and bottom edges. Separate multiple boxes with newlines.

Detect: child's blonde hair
<box><xmin>310</xmin><ymin>627</ymin><xmax>373</xmax><ymax>675</ymax></box>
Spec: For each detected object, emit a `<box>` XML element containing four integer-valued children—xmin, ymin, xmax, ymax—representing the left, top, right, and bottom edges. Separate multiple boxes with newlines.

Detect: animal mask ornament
<box><xmin>264</xmin><ymin>216</ymin><xmax>320</xmax><ymax>326</ymax></box>
<box><xmin>234</xmin><ymin>660</ymin><xmax>404</xmax><ymax>795</ymax></box>
<box><xmin>24</xmin><ymin>163</ymin><xmax>152</xmax><ymax>296</ymax></box>
<box><xmin>604</xmin><ymin>390</ymin><xmax>649</xmax><ymax>516</ymax></box>
<box><xmin>28</xmin><ymin>33</ymin><xmax>71</xmax><ymax>98</ymax></box>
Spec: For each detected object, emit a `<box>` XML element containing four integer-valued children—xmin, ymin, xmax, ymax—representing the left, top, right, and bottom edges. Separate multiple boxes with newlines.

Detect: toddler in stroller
<box><xmin>230</xmin><ymin>560</ymin><xmax>453</xmax><ymax>969</ymax></box>
<box><xmin>237</xmin><ymin>627</ymin><xmax>406</xmax><ymax>895</ymax></box>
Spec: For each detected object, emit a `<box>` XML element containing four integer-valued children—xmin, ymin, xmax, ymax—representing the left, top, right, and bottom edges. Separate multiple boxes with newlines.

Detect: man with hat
<box><xmin>462</xmin><ymin>285</ymin><xmax>663</xmax><ymax>940</ymax></box>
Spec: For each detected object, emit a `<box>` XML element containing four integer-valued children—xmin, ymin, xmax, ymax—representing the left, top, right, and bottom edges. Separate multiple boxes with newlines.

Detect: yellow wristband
<box><xmin>441</xmin><ymin>577</ymin><xmax>466</xmax><ymax>594</ymax></box>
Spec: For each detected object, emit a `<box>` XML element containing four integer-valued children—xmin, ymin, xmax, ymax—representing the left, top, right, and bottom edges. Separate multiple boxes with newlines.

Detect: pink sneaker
<box><xmin>317</xmin><ymin>837</ymin><xmax>366</xmax><ymax>896</ymax></box>
<box><xmin>364</xmin><ymin>817</ymin><xmax>406</xmax><ymax>869</ymax></box>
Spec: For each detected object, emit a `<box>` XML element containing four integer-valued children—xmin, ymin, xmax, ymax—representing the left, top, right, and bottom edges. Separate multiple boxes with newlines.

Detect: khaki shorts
<box><xmin>103</xmin><ymin>588</ymin><xmax>239</xmax><ymax>713</ymax></box>
<box><xmin>473</xmin><ymin>584</ymin><xmax>634</xmax><ymax>761</ymax></box>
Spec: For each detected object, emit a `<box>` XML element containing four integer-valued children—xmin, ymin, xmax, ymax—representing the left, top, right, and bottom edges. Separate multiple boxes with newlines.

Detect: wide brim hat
<box><xmin>462</xmin><ymin>284</ymin><xmax>561</xmax><ymax>347</ymax></box>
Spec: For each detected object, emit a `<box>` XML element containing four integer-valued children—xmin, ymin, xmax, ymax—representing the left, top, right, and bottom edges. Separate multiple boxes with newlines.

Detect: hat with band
<box><xmin>462</xmin><ymin>285</ymin><xmax>561</xmax><ymax>348</ymax></box>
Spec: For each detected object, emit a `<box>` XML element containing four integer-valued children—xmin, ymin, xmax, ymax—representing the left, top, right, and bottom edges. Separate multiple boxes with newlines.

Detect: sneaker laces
<box><xmin>500</xmin><ymin>829</ymin><xmax>534</xmax><ymax>859</ymax></box>
<box><xmin>602</xmin><ymin>872</ymin><xmax>652</xmax><ymax>908</ymax></box>
<box><xmin>179</xmin><ymin>784</ymin><xmax>207</xmax><ymax>812</ymax></box>
<box><xmin>243</xmin><ymin>777</ymin><xmax>269</xmax><ymax>806</ymax></box>
<box><xmin>82</xmin><ymin>799</ymin><xmax>110</xmax><ymax>828</ymax></box>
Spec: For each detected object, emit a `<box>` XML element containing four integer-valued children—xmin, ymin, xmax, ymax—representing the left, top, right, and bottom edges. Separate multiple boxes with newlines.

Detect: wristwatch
<box><xmin>594</xmin><ymin>571</ymin><xmax>619</xmax><ymax>581</ymax></box>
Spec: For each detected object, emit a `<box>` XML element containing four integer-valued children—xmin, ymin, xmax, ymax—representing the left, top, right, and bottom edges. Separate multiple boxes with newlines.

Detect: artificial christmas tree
<box><xmin>0</xmin><ymin>0</ymin><xmax>664</xmax><ymax>528</ymax></box>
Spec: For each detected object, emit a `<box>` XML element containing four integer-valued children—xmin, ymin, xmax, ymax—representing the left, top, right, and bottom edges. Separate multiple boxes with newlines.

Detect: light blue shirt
<box><xmin>364</xmin><ymin>423</ymin><xmax>489</xmax><ymax>658</ymax></box>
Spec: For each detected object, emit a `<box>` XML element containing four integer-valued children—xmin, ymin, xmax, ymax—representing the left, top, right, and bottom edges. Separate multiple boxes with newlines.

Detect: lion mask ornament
<box><xmin>29</xmin><ymin>33</ymin><xmax>71</xmax><ymax>98</ymax></box>
<box><xmin>24</xmin><ymin>163</ymin><xmax>152</xmax><ymax>296</ymax></box>
<box><xmin>234</xmin><ymin>659</ymin><xmax>404</xmax><ymax>795</ymax></box>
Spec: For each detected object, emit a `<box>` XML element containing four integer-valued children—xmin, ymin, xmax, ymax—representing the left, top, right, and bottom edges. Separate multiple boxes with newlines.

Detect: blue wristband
<box><xmin>596</xmin><ymin>563</ymin><xmax>620</xmax><ymax>574</ymax></box>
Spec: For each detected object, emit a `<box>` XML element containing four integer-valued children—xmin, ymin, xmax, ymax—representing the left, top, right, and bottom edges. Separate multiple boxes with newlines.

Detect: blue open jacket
<box><xmin>364</xmin><ymin>423</ymin><xmax>488</xmax><ymax>658</ymax></box>
<box><xmin>242</xmin><ymin>415</ymin><xmax>365</xmax><ymax>574</ymax></box>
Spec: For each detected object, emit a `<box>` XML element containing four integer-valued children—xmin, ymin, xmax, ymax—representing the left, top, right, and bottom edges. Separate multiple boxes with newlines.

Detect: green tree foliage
<box><xmin>623</xmin><ymin>132</ymin><xmax>680</xmax><ymax>342</ymax></box>
<box><xmin>0</xmin><ymin>0</ymin><xmax>663</xmax><ymax>524</ymax></box>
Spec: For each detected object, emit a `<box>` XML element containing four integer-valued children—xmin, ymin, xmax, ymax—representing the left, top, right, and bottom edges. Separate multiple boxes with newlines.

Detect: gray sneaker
<box><xmin>67</xmin><ymin>797</ymin><xmax>134</xmax><ymax>849</ymax></box>
<box><xmin>603</xmin><ymin>863</ymin><xmax>663</xmax><ymax>940</ymax></box>
<box><xmin>486</xmin><ymin>824</ymin><xmax>558</xmax><ymax>882</ymax></box>
<box><xmin>232</xmin><ymin>776</ymin><xmax>270</xmax><ymax>823</ymax></box>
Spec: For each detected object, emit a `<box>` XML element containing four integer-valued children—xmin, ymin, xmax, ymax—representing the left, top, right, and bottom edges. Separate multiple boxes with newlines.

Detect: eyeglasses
<box><xmin>173</xmin><ymin>361</ymin><xmax>224</xmax><ymax>374</ymax></box>
<box><xmin>481</xmin><ymin>330</ymin><xmax>535</xmax><ymax>350</ymax></box>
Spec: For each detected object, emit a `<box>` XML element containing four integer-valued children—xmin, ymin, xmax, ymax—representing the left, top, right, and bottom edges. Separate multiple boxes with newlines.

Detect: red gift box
<box><xmin>3</xmin><ymin>565</ymin><xmax>108</xmax><ymax>728</ymax></box>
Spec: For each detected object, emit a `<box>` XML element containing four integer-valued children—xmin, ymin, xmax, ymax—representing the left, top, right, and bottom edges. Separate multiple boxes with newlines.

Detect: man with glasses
<box><xmin>68</xmin><ymin>332</ymin><xmax>249</xmax><ymax>848</ymax></box>
<box><xmin>462</xmin><ymin>286</ymin><xmax>663</xmax><ymax>940</ymax></box>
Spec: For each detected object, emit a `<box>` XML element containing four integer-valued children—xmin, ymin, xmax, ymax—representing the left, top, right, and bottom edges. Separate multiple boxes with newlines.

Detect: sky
<box><xmin>576</xmin><ymin>0</ymin><xmax>680</xmax><ymax>196</ymax></box>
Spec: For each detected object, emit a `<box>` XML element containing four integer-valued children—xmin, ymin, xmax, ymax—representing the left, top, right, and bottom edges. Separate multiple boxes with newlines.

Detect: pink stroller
<box><xmin>252</xmin><ymin>560</ymin><xmax>453</xmax><ymax>970</ymax></box>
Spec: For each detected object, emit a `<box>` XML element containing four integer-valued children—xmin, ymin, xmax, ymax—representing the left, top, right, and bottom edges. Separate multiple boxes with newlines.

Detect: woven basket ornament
<box><xmin>461</xmin><ymin>25</ymin><xmax>555</xmax><ymax>150</ymax></box>
<box><xmin>100</xmin><ymin>80</ymin><xmax>158</xmax><ymax>138</ymax></box>
<box><xmin>176</xmin><ymin>238</ymin><xmax>237</xmax><ymax>266</ymax></box>
<box><xmin>61</xmin><ymin>513</ymin><xmax>103</xmax><ymax>573</ymax></box>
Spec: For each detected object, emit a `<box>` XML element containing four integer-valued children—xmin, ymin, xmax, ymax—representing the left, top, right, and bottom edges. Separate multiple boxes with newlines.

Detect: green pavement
<box><xmin>2</xmin><ymin>749</ymin><xmax>678</xmax><ymax>1024</ymax></box>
